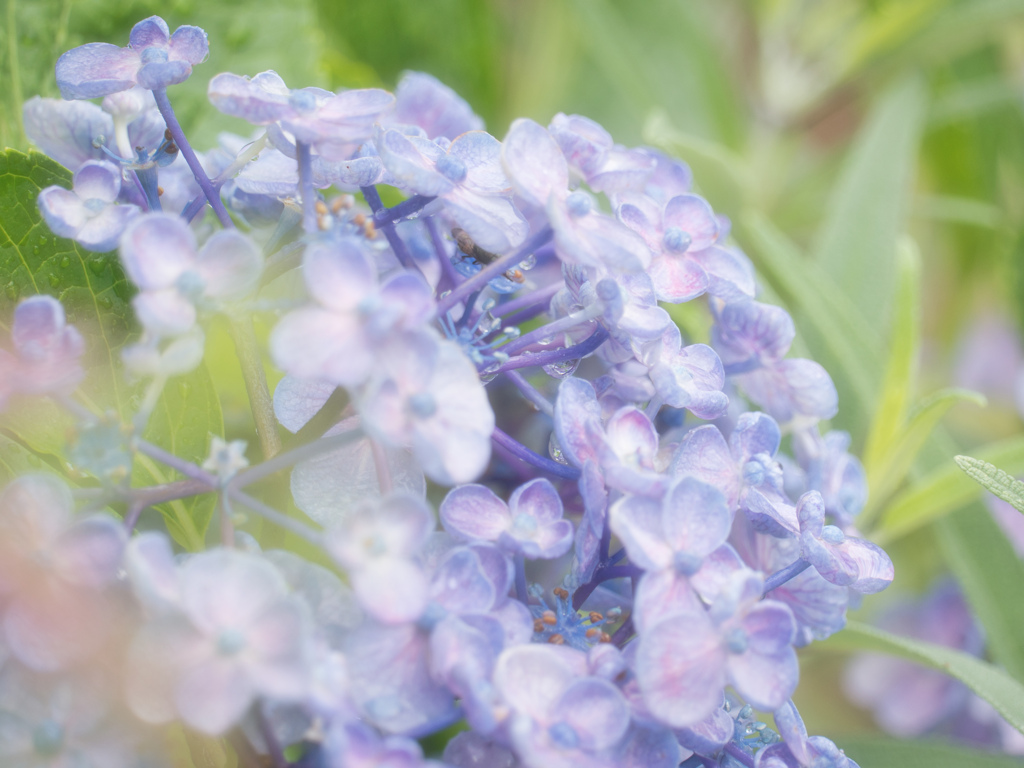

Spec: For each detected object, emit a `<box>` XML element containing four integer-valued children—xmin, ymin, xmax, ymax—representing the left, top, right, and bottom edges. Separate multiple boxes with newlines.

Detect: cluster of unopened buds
<box><xmin>0</xmin><ymin>15</ymin><xmax>898</xmax><ymax>768</ymax></box>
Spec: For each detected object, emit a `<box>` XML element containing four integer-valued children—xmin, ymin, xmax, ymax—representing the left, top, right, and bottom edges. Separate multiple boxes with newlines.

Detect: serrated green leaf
<box><xmin>841</xmin><ymin>736</ymin><xmax>1024</xmax><ymax>768</ymax></box>
<box><xmin>876</xmin><ymin>434</ymin><xmax>1024</xmax><ymax>542</ymax></box>
<box><xmin>936</xmin><ymin>503</ymin><xmax>1024</xmax><ymax>682</ymax></box>
<box><xmin>814</xmin><ymin>75</ymin><xmax>926</xmax><ymax>337</ymax></box>
<box><xmin>132</xmin><ymin>366</ymin><xmax>223</xmax><ymax>552</ymax></box>
<box><xmin>955</xmin><ymin>454</ymin><xmax>1024</xmax><ymax>512</ymax></box>
<box><xmin>819</xmin><ymin>620</ymin><xmax>1024</xmax><ymax>735</ymax></box>
<box><xmin>863</xmin><ymin>388</ymin><xmax>986</xmax><ymax>522</ymax></box>
<box><xmin>862</xmin><ymin>238</ymin><xmax>921</xmax><ymax>489</ymax></box>
<box><xmin>0</xmin><ymin>149</ymin><xmax>135</xmax><ymax>456</ymax></box>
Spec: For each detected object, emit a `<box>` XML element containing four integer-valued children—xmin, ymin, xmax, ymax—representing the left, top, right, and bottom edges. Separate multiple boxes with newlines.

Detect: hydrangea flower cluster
<box><xmin>4</xmin><ymin>15</ymin><xmax>899</xmax><ymax>767</ymax></box>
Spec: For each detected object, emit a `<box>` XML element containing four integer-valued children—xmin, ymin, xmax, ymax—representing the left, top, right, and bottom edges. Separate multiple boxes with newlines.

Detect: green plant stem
<box><xmin>229</xmin><ymin>316</ymin><xmax>281</xmax><ymax>461</ymax></box>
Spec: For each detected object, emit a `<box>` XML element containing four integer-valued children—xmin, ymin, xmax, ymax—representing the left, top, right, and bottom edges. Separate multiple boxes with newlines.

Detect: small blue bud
<box><xmin>663</xmin><ymin>226</ymin><xmax>692</xmax><ymax>253</ymax></box>
<box><xmin>289</xmin><ymin>89</ymin><xmax>318</xmax><ymax>115</ymax></box>
<box><xmin>549</xmin><ymin>722</ymin><xmax>580</xmax><ymax>749</ymax></box>
<box><xmin>724</xmin><ymin>627</ymin><xmax>749</xmax><ymax>654</ymax></box>
<box><xmin>566</xmin><ymin>191</ymin><xmax>592</xmax><ymax>218</ymax></box>
<box><xmin>409</xmin><ymin>392</ymin><xmax>437</xmax><ymax>418</ymax></box>
<box><xmin>821</xmin><ymin>525</ymin><xmax>845</xmax><ymax>544</ymax></box>
<box><xmin>216</xmin><ymin>628</ymin><xmax>247</xmax><ymax>656</ymax></box>
<box><xmin>140</xmin><ymin>47</ymin><xmax>168</xmax><ymax>65</ymax></box>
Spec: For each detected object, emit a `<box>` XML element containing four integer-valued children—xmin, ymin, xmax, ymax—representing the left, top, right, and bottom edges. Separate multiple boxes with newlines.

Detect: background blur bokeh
<box><xmin>5</xmin><ymin>0</ymin><xmax>1024</xmax><ymax>758</ymax></box>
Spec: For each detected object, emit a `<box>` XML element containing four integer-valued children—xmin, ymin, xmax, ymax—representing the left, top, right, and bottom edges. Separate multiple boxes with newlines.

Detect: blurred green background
<box><xmin>5</xmin><ymin>0</ymin><xmax>1024</xmax><ymax>757</ymax></box>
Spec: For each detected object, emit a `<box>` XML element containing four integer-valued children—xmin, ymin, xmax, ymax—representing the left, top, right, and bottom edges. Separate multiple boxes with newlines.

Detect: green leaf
<box><xmin>0</xmin><ymin>432</ymin><xmax>53</xmax><ymax>485</ymax></box>
<box><xmin>862</xmin><ymin>238</ymin><xmax>921</xmax><ymax>488</ymax></box>
<box><xmin>813</xmin><ymin>74</ymin><xmax>926</xmax><ymax>338</ymax></box>
<box><xmin>132</xmin><ymin>366</ymin><xmax>223</xmax><ymax>552</ymax></box>
<box><xmin>955</xmin><ymin>454</ymin><xmax>1024</xmax><ymax>512</ymax></box>
<box><xmin>0</xmin><ymin>149</ymin><xmax>135</xmax><ymax>456</ymax></box>
<box><xmin>936</xmin><ymin>503</ymin><xmax>1024</xmax><ymax>682</ymax></box>
<box><xmin>876</xmin><ymin>434</ymin><xmax>1024</xmax><ymax>542</ymax></box>
<box><xmin>819</xmin><ymin>620</ymin><xmax>1024</xmax><ymax>735</ymax></box>
<box><xmin>863</xmin><ymin>388</ymin><xmax>986</xmax><ymax>521</ymax></box>
<box><xmin>734</xmin><ymin>211</ymin><xmax>882</xmax><ymax>436</ymax></box>
<box><xmin>841</xmin><ymin>736</ymin><xmax>1024</xmax><ymax>768</ymax></box>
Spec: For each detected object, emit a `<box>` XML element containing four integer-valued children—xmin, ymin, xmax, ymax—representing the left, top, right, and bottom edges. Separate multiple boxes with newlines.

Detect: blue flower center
<box><xmin>140</xmin><ymin>47</ymin><xmax>168</xmax><ymax>65</ymax></box>
<box><xmin>549</xmin><ymin>722</ymin><xmax>580</xmax><ymax>749</ymax></box>
<box><xmin>566</xmin><ymin>191</ymin><xmax>592</xmax><ymax>218</ymax></box>
<box><xmin>821</xmin><ymin>525</ymin><xmax>845</xmax><ymax>544</ymax></box>
<box><xmin>663</xmin><ymin>226</ymin><xmax>692</xmax><ymax>253</ymax></box>
<box><xmin>436</xmin><ymin>154</ymin><xmax>467</xmax><ymax>183</ymax></box>
<box><xmin>673</xmin><ymin>551</ymin><xmax>702</xmax><ymax>576</ymax></box>
<box><xmin>512</xmin><ymin>513</ymin><xmax>538</xmax><ymax>536</ymax></box>
<box><xmin>724</xmin><ymin>627</ymin><xmax>748</xmax><ymax>654</ymax></box>
<box><xmin>216</xmin><ymin>628</ymin><xmax>247</xmax><ymax>656</ymax></box>
<box><xmin>409</xmin><ymin>392</ymin><xmax>437</xmax><ymax>418</ymax></box>
<box><xmin>32</xmin><ymin>720</ymin><xmax>63</xmax><ymax>756</ymax></box>
<box><xmin>176</xmin><ymin>270</ymin><xmax>206</xmax><ymax>301</ymax></box>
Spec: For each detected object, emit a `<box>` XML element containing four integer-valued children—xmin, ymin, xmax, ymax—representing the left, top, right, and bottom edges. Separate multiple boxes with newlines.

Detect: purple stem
<box><xmin>572</xmin><ymin>564</ymin><xmax>641</xmax><ymax>610</ymax></box>
<box><xmin>129</xmin><ymin>171</ymin><xmax>151</xmax><ymax>212</ymax></box>
<box><xmin>492</xmin><ymin>426</ymin><xmax>581</xmax><ymax>481</ymax></box>
<box><xmin>122</xmin><ymin>478</ymin><xmax>210</xmax><ymax>531</ymax></box>
<box><xmin>181</xmin><ymin>193</ymin><xmax>207</xmax><ymax>223</ymax></box>
<box><xmin>360</xmin><ymin>185</ymin><xmax>417</xmax><ymax>271</ymax></box>
<box><xmin>135</xmin><ymin>438</ymin><xmax>217</xmax><ymax>486</ymax></box>
<box><xmin>296</xmin><ymin>140</ymin><xmax>317</xmax><ymax>234</ymax></box>
<box><xmin>723</xmin><ymin>742</ymin><xmax>756</xmax><ymax>768</ymax></box>
<box><xmin>374</xmin><ymin>194</ymin><xmax>436</xmax><ymax>225</ymax></box>
<box><xmin>425</xmin><ymin>215</ymin><xmax>460</xmax><ymax>291</ymax></box>
<box><xmin>762</xmin><ymin>558</ymin><xmax>811</xmax><ymax>596</ymax></box>
<box><xmin>496</xmin><ymin>281</ymin><xmax>562</xmax><ymax>318</ymax></box>
<box><xmin>503</xmin><ymin>369</ymin><xmax>554</xmax><ymax>417</ymax></box>
<box><xmin>230</xmin><ymin>426</ymin><xmax>363</xmax><ymax>490</ymax></box>
<box><xmin>227</xmin><ymin>487</ymin><xmax>323</xmax><ymax>547</ymax></box>
<box><xmin>493</xmin><ymin>326</ymin><xmax>609</xmax><ymax>374</ymax></box>
<box><xmin>437</xmin><ymin>226</ymin><xmax>553</xmax><ymax>316</ymax></box>
<box><xmin>501</xmin><ymin>302</ymin><xmax>552</xmax><ymax>328</ymax></box>
<box><xmin>514</xmin><ymin>553</ymin><xmax>529</xmax><ymax>603</ymax></box>
<box><xmin>610</xmin><ymin>615</ymin><xmax>634</xmax><ymax>647</ymax></box>
<box><xmin>151</xmin><ymin>87</ymin><xmax>233</xmax><ymax>228</ymax></box>
<box><xmin>501</xmin><ymin>310</ymin><xmax>600</xmax><ymax>357</ymax></box>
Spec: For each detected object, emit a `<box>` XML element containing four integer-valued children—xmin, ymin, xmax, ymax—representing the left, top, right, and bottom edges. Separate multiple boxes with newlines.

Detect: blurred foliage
<box><xmin>5</xmin><ymin>0</ymin><xmax>1024</xmax><ymax>754</ymax></box>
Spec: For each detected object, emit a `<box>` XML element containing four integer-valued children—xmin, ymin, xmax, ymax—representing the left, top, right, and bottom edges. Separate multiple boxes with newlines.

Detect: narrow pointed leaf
<box><xmin>842</xmin><ymin>736</ymin><xmax>1024</xmax><ymax>768</ymax></box>
<box><xmin>819</xmin><ymin>620</ymin><xmax>1024</xmax><ymax>735</ymax></box>
<box><xmin>955</xmin><ymin>454</ymin><xmax>1024</xmax><ymax>513</ymax></box>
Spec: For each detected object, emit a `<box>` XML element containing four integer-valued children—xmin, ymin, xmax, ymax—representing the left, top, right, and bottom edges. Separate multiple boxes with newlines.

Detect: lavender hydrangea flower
<box><xmin>756</xmin><ymin>700</ymin><xmax>860</xmax><ymax>768</ymax></box>
<box><xmin>124</xmin><ymin>546</ymin><xmax>312</xmax><ymax>735</ymax></box>
<box><xmin>548</xmin><ymin>113</ymin><xmax>655</xmax><ymax>195</ymax></box>
<box><xmin>56</xmin><ymin>16</ymin><xmax>208</xmax><ymax>99</ymax></box>
<box><xmin>38</xmin><ymin>160</ymin><xmax>140</xmax><ymax>252</ymax></box>
<box><xmin>0</xmin><ymin>296</ymin><xmax>84</xmax><ymax>409</ymax></box>
<box><xmin>393</xmin><ymin>71</ymin><xmax>485</xmax><ymax>140</ymax></box>
<box><xmin>118</xmin><ymin>212</ymin><xmax>263</xmax><ymax>337</ymax></box>
<box><xmin>440</xmin><ymin>479</ymin><xmax>574</xmax><ymax>559</ymax></box>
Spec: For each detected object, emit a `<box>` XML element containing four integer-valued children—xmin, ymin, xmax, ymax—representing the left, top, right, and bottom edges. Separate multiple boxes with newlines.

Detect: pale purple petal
<box><xmin>75</xmin><ymin>203</ymin><xmax>139</xmax><ymax>252</ymax></box>
<box><xmin>272</xmin><ymin>376</ymin><xmax>335</xmax><ymax>433</ymax></box>
<box><xmin>270</xmin><ymin>308</ymin><xmax>372</xmax><ymax>386</ymax></box>
<box><xmin>429</xmin><ymin>547</ymin><xmax>497</xmax><ymax>615</ymax></box>
<box><xmin>176</xmin><ymin>655</ymin><xmax>254</xmax><ymax>735</ymax></box>
<box><xmin>38</xmin><ymin>187</ymin><xmax>86</xmax><ymax>239</ymax></box>
<box><xmin>179</xmin><ymin>550</ymin><xmax>288</xmax><ymax>634</ymax></box>
<box><xmin>662</xmin><ymin>477</ymin><xmax>732</xmax><ymax>561</ymax></box>
<box><xmin>376</xmin><ymin>129</ymin><xmax>450</xmax><ymax>196</ymax></box>
<box><xmin>132</xmin><ymin>288</ymin><xmax>196</xmax><ymax>336</ymax></box>
<box><xmin>502</xmin><ymin>118</ymin><xmax>568</xmax><ymax>209</ymax></box>
<box><xmin>557</xmin><ymin>677</ymin><xmax>630</xmax><ymax>750</ymax></box>
<box><xmin>352</xmin><ymin>558</ymin><xmax>428</xmax><ymax>624</ymax></box>
<box><xmin>56</xmin><ymin>43</ymin><xmax>140</xmax><ymax>99</ymax></box>
<box><xmin>610</xmin><ymin>494</ymin><xmax>672</xmax><ymax>572</ymax></box>
<box><xmin>663</xmin><ymin>195</ymin><xmax>718</xmax><ymax>252</ymax></box>
<box><xmin>195</xmin><ymin>230</ymin><xmax>263</xmax><ymax>300</ymax></box>
<box><xmin>693</xmin><ymin>246</ymin><xmax>756</xmax><ymax>301</ymax></box>
<box><xmin>554</xmin><ymin>377</ymin><xmax>604</xmax><ymax>468</ymax></box>
<box><xmin>670</xmin><ymin>425</ymin><xmax>740</xmax><ymax>507</ymax></box>
<box><xmin>51</xmin><ymin>515</ymin><xmax>126</xmax><ymax>589</ymax></box>
<box><xmin>731</xmin><ymin>411</ymin><xmax>782</xmax><ymax>461</ymax></box>
<box><xmin>119</xmin><ymin>213</ymin><xmax>196</xmax><ymax>290</ymax></box>
<box><xmin>23</xmin><ymin>97</ymin><xmax>112</xmax><ymax>170</ymax></box>
<box><xmin>650</xmin><ymin>254</ymin><xmax>708</xmax><ymax>303</ymax></box>
<box><xmin>394</xmin><ymin>71</ymin><xmax>484</xmax><ymax>140</ymax></box>
<box><xmin>168</xmin><ymin>25</ymin><xmax>209</xmax><ymax>65</ymax></box>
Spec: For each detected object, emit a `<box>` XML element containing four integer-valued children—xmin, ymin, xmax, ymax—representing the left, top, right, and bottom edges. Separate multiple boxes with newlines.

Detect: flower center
<box><xmin>216</xmin><ymin>628</ymin><xmax>247</xmax><ymax>656</ymax></box>
<box><xmin>408</xmin><ymin>392</ymin><xmax>437</xmax><ymax>419</ymax></box>
<box><xmin>33</xmin><ymin>720</ymin><xmax>64</xmax><ymax>756</ymax></box>
<box><xmin>663</xmin><ymin>226</ymin><xmax>692</xmax><ymax>253</ymax></box>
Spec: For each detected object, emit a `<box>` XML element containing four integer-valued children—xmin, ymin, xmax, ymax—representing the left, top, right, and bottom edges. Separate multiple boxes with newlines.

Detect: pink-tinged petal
<box><xmin>557</xmin><ymin>677</ymin><xmax>630</xmax><ymax>750</ymax></box>
<box><xmin>132</xmin><ymin>289</ymin><xmax>196</xmax><ymax>336</ymax></box>
<box><xmin>272</xmin><ymin>376</ymin><xmax>335</xmax><ymax>433</ymax></box>
<box><xmin>352</xmin><ymin>558</ymin><xmax>429</xmax><ymax>624</ymax></box>
<box><xmin>38</xmin><ymin>187</ymin><xmax>86</xmax><ymax>239</ymax></box>
<box><xmin>502</xmin><ymin>118</ymin><xmax>568</xmax><ymax>209</ymax></box>
<box><xmin>0</xmin><ymin>474</ymin><xmax>72</xmax><ymax>554</ymax></box>
<box><xmin>125</xmin><ymin>618</ymin><xmax>207</xmax><ymax>724</ymax></box>
<box><xmin>664</xmin><ymin>194</ymin><xmax>718</xmax><ymax>251</ymax></box>
<box><xmin>119</xmin><ymin>213</ymin><xmax>196</xmax><ymax>289</ymax></box>
<box><xmin>610</xmin><ymin>495</ymin><xmax>672</xmax><ymax>572</ymax></box>
<box><xmin>440</xmin><ymin>484</ymin><xmax>510</xmax><ymax>543</ymax></box>
<box><xmin>176</xmin><ymin>655</ymin><xmax>255</xmax><ymax>735</ymax></box>
<box><xmin>662</xmin><ymin>477</ymin><xmax>732</xmax><ymax>560</ymax></box>
<box><xmin>319</xmin><ymin>88</ymin><xmax>395</xmax><ymax>123</ymax></box>
<box><xmin>605</xmin><ymin>406</ymin><xmax>659</xmax><ymax>467</ymax></box>
<box><xmin>208</xmin><ymin>71</ymin><xmax>292</xmax><ymax>123</ymax></box>
<box><xmin>636</xmin><ymin>614</ymin><xmax>726</xmax><ymax>728</ymax></box>
<box><xmin>51</xmin><ymin>515</ymin><xmax>126</xmax><ymax>588</ymax></box>
<box><xmin>244</xmin><ymin>598</ymin><xmax>311</xmax><ymax>699</ymax></box>
<box><xmin>632</xmin><ymin>570</ymin><xmax>704</xmax><ymax>634</ymax></box>
<box><xmin>124</xmin><ymin>531</ymin><xmax>181</xmax><ymax>613</ymax></box>
<box><xmin>838</xmin><ymin>537</ymin><xmax>894</xmax><ymax>594</ymax></box>
<box><xmin>549</xmin><ymin>113</ymin><xmax>612</xmax><ymax>175</ymax></box>
<box><xmin>588</xmin><ymin>147</ymin><xmax>656</xmax><ymax>195</ymax></box>
<box><xmin>168</xmin><ymin>25</ymin><xmax>209</xmax><ymax>65</ymax></box>
<box><xmin>509</xmin><ymin>478</ymin><xmax>564</xmax><ymax>525</ymax></box>
<box><xmin>443</xmin><ymin>187</ymin><xmax>529</xmax><ymax>253</ymax></box>
<box><xmin>302</xmin><ymin>238</ymin><xmax>377</xmax><ymax>312</ymax></box>
<box><xmin>616</xmin><ymin>194</ymin><xmax>663</xmax><ymax>251</ymax></box>
<box><xmin>452</xmin><ymin>131</ymin><xmax>508</xmax><ymax>192</ymax></box>
<box><xmin>394</xmin><ymin>71</ymin><xmax>484</xmax><ymax>140</ymax></box>
<box><xmin>755</xmin><ymin>743</ymin><xmax>802</xmax><ymax>768</ymax></box>
<box><xmin>554</xmin><ymin>377</ymin><xmax>604</xmax><ymax>468</ymax></box>
<box><xmin>650</xmin><ymin>254</ymin><xmax>708</xmax><ymax>303</ymax></box>
<box><xmin>179</xmin><ymin>550</ymin><xmax>288</xmax><ymax>634</ymax></box>
<box><xmin>743</xmin><ymin>487</ymin><xmax>800</xmax><ymax>538</ymax></box>
<box><xmin>573</xmin><ymin>460</ymin><xmax>607</xmax><ymax>586</ymax></box>
<box><xmin>796</xmin><ymin>491</ymin><xmax>825</xmax><ymax>539</ymax></box>
<box><xmin>676</xmin><ymin>700</ymin><xmax>735</xmax><ymax>754</ymax></box>
<box><xmin>513</xmin><ymin>519</ymin><xmax>574</xmax><ymax>560</ymax></box>
<box><xmin>269</xmin><ymin>307</ymin><xmax>372</xmax><ymax>386</ymax></box>
<box><xmin>235</xmin><ymin>148</ymin><xmax>298</xmax><ymax>196</ymax></box>
<box><xmin>56</xmin><ymin>43</ymin><xmax>140</xmax><ymax>100</ymax></box>
<box><xmin>376</xmin><ymin>129</ymin><xmax>449</xmax><ymax>196</ymax></box>
<box><xmin>23</xmin><ymin>97</ymin><xmax>112</xmax><ymax>170</ymax></box>
<box><xmin>379</xmin><ymin>271</ymin><xmax>436</xmax><ymax>330</ymax></box>
<box><xmin>670</xmin><ymin>425</ymin><xmax>740</xmax><ymax>507</ymax></box>
<box><xmin>129</xmin><ymin>16</ymin><xmax>171</xmax><ymax>48</ymax></box>
<box><xmin>195</xmin><ymin>230</ymin><xmax>262</xmax><ymax>300</ymax></box>
<box><xmin>73</xmin><ymin>160</ymin><xmax>122</xmax><ymax>202</ymax></box>
<box><xmin>493</xmin><ymin>644</ymin><xmax>577</xmax><ymax>719</ymax></box>
<box><xmin>731</xmin><ymin>411</ymin><xmax>781</xmax><ymax>460</ymax></box>
<box><xmin>75</xmin><ymin>203</ymin><xmax>139</xmax><ymax>253</ymax></box>
<box><xmin>692</xmin><ymin>246</ymin><xmax>756</xmax><ymax>301</ymax></box>
<box><xmin>4</xmin><ymin>583</ymin><xmax>114</xmax><ymax>670</ymax></box>
<box><xmin>773</xmin><ymin>699</ymin><xmax>813</xmax><ymax>765</ymax></box>
<box><xmin>491</xmin><ymin>597</ymin><xmax>534</xmax><ymax>647</ymax></box>
<box><xmin>690</xmin><ymin>544</ymin><xmax>745</xmax><ymax>604</ymax></box>
<box><xmin>728</xmin><ymin>603</ymin><xmax>798</xmax><ymax>711</ymax></box>
<box><xmin>430</xmin><ymin>547</ymin><xmax>497</xmax><ymax>615</ymax></box>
